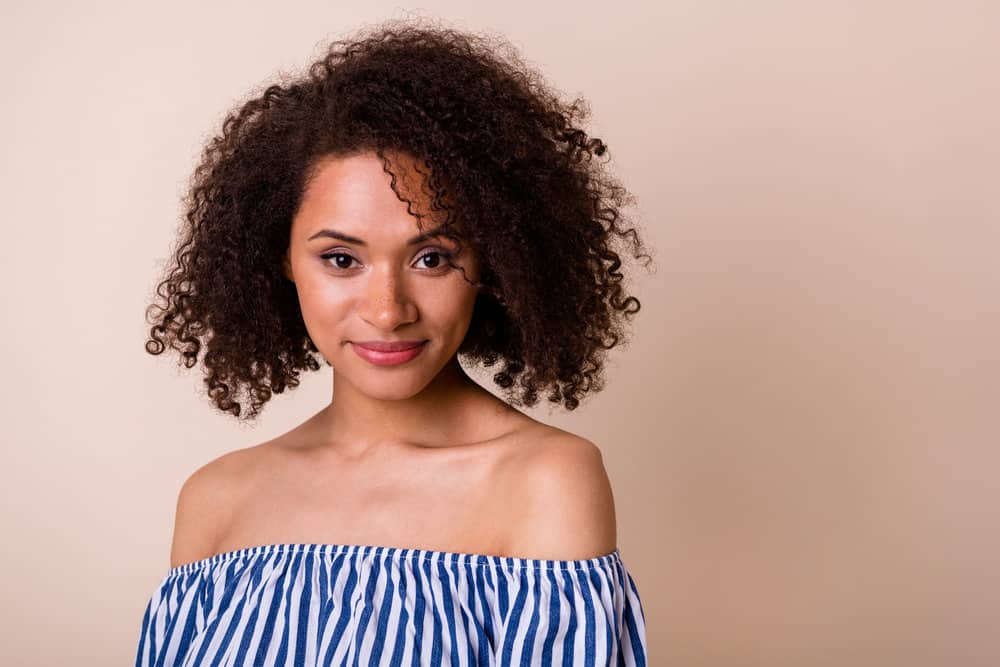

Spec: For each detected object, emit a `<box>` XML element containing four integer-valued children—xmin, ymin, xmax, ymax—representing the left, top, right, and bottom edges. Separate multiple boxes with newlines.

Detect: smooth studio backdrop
<box><xmin>2</xmin><ymin>1</ymin><xmax>997</xmax><ymax>665</ymax></box>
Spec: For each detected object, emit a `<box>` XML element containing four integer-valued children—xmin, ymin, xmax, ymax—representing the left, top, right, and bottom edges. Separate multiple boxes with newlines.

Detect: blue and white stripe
<box><xmin>134</xmin><ymin>542</ymin><xmax>647</xmax><ymax>666</ymax></box>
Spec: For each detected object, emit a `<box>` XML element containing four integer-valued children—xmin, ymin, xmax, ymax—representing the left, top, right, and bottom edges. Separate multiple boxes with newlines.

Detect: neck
<box><xmin>317</xmin><ymin>356</ymin><xmax>513</xmax><ymax>459</ymax></box>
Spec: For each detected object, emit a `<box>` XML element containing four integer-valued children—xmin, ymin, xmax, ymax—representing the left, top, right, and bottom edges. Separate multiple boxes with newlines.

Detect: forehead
<box><xmin>293</xmin><ymin>151</ymin><xmax>439</xmax><ymax>241</ymax></box>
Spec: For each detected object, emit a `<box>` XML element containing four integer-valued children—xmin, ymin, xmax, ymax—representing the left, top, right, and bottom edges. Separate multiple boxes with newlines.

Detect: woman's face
<box><xmin>283</xmin><ymin>151</ymin><xmax>482</xmax><ymax>399</ymax></box>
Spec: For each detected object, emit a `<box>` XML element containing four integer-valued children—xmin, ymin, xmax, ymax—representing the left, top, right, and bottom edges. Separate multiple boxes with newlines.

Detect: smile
<box><xmin>350</xmin><ymin>341</ymin><xmax>428</xmax><ymax>366</ymax></box>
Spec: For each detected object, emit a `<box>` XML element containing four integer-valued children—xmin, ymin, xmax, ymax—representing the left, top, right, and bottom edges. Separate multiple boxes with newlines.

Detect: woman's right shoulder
<box><xmin>185</xmin><ymin>440</ymin><xmax>269</xmax><ymax>485</ymax></box>
<box><xmin>169</xmin><ymin>441</ymin><xmax>271</xmax><ymax>568</ymax></box>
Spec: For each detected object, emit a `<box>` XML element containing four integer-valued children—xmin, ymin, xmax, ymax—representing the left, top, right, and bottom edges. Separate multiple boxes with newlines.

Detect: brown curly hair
<box><xmin>144</xmin><ymin>17</ymin><xmax>653</xmax><ymax>420</ymax></box>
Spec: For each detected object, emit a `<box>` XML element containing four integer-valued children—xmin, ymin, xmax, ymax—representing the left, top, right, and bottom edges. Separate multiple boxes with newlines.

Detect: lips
<box><xmin>350</xmin><ymin>340</ymin><xmax>428</xmax><ymax>367</ymax></box>
<box><xmin>352</xmin><ymin>340</ymin><xmax>427</xmax><ymax>352</ymax></box>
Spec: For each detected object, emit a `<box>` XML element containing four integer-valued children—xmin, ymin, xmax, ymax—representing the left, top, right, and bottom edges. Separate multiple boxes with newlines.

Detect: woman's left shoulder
<box><xmin>502</xmin><ymin>426</ymin><xmax>617</xmax><ymax>559</ymax></box>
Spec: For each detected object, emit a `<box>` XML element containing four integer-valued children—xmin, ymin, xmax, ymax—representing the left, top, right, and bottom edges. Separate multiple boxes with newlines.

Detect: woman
<box><xmin>135</xmin><ymin>18</ymin><xmax>651</xmax><ymax>666</ymax></box>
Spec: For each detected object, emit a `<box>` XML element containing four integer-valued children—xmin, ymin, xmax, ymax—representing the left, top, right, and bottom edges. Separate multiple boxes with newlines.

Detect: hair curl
<box><xmin>145</xmin><ymin>17</ymin><xmax>654</xmax><ymax>420</ymax></box>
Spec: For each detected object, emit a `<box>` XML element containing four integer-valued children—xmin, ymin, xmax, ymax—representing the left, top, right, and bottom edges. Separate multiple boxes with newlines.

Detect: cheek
<box><xmin>295</xmin><ymin>280</ymin><xmax>352</xmax><ymax>327</ymax></box>
<box><xmin>422</xmin><ymin>276</ymin><xmax>479</xmax><ymax>315</ymax></box>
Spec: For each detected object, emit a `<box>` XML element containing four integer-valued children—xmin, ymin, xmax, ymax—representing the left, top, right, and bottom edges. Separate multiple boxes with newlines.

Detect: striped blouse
<box><xmin>134</xmin><ymin>542</ymin><xmax>648</xmax><ymax>666</ymax></box>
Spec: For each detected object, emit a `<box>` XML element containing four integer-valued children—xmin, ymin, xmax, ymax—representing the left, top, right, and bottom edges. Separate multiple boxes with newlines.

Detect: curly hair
<box><xmin>144</xmin><ymin>17</ymin><xmax>653</xmax><ymax>420</ymax></box>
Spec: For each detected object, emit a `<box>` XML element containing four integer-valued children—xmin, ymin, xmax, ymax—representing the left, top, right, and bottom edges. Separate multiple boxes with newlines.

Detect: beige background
<box><xmin>2</xmin><ymin>1</ymin><xmax>997</xmax><ymax>665</ymax></box>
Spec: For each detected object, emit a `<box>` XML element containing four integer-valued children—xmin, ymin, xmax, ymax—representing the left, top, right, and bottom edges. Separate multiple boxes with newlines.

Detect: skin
<box><xmin>169</xmin><ymin>151</ymin><xmax>617</xmax><ymax>566</ymax></box>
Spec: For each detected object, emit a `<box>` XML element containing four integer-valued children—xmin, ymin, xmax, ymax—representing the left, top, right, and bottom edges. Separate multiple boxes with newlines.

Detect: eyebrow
<box><xmin>307</xmin><ymin>224</ymin><xmax>451</xmax><ymax>246</ymax></box>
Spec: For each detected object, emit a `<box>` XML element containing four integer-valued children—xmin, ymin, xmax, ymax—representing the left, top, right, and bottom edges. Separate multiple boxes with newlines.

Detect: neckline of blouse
<box><xmin>167</xmin><ymin>542</ymin><xmax>623</xmax><ymax>576</ymax></box>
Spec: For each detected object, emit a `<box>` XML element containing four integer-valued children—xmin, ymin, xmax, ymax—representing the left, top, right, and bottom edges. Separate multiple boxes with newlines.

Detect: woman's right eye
<box><xmin>319</xmin><ymin>252</ymin><xmax>357</xmax><ymax>270</ymax></box>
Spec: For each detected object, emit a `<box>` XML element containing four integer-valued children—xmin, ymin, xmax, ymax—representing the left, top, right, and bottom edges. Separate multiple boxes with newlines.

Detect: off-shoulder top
<box><xmin>134</xmin><ymin>542</ymin><xmax>648</xmax><ymax>666</ymax></box>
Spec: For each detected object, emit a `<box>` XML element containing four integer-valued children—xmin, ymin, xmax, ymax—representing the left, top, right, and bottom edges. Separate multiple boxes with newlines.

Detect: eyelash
<box><xmin>319</xmin><ymin>248</ymin><xmax>453</xmax><ymax>272</ymax></box>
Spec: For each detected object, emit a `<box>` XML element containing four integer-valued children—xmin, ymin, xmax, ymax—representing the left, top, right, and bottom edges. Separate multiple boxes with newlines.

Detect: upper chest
<box><xmin>213</xmin><ymin>430</ymin><xmax>544</xmax><ymax>556</ymax></box>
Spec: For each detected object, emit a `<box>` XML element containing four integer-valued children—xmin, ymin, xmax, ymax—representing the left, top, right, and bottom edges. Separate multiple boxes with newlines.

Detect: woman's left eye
<box><xmin>416</xmin><ymin>249</ymin><xmax>452</xmax><ymax>269</ymax></box>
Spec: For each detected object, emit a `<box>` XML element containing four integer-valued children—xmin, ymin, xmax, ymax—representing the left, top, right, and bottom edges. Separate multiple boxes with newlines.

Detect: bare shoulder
<box><xmin>503</xmin><ymin>427</ymin><xmax>618</xmax><ymax>561</ymax></box>
<box><xmin>169</xmin><ymin>443</ymin><xmax>263</xmax><ymax>569</ymax></box>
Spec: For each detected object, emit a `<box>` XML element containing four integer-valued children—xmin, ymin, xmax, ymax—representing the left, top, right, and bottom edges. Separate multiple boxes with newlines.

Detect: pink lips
<box><xmin>350</xmin><ymin>340</ymin><xmax>428</xmax><ymax>366</ymax></box>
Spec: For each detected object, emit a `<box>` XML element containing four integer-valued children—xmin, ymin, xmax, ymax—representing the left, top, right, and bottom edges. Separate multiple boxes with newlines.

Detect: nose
<box><xmin>359</xmin><ymin>264</ymin><xmax>418</xmax><ymax>330</ymax></box>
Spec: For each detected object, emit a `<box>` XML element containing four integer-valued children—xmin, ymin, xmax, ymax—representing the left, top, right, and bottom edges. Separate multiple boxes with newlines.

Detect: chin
<box><xmin>348</xmin><ymin>376</ymin><xmax>434</xmax><ymax>401</ymax></box>
<box><xmin>335</xmin><ymin>351</ymin><xmax>436</xmax><ymax>388</ymax></box>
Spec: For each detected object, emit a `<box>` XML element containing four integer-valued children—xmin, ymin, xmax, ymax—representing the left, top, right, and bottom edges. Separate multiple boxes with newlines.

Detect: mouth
<box><xmin>350</xmin><ymin>340</ymin><xmax>428</xmax><ymax>366</ymax></box>
<box><xmin>351</xmin><ymin>340</ymin><xmax>428</xmax><ymax>352</ymax></box>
